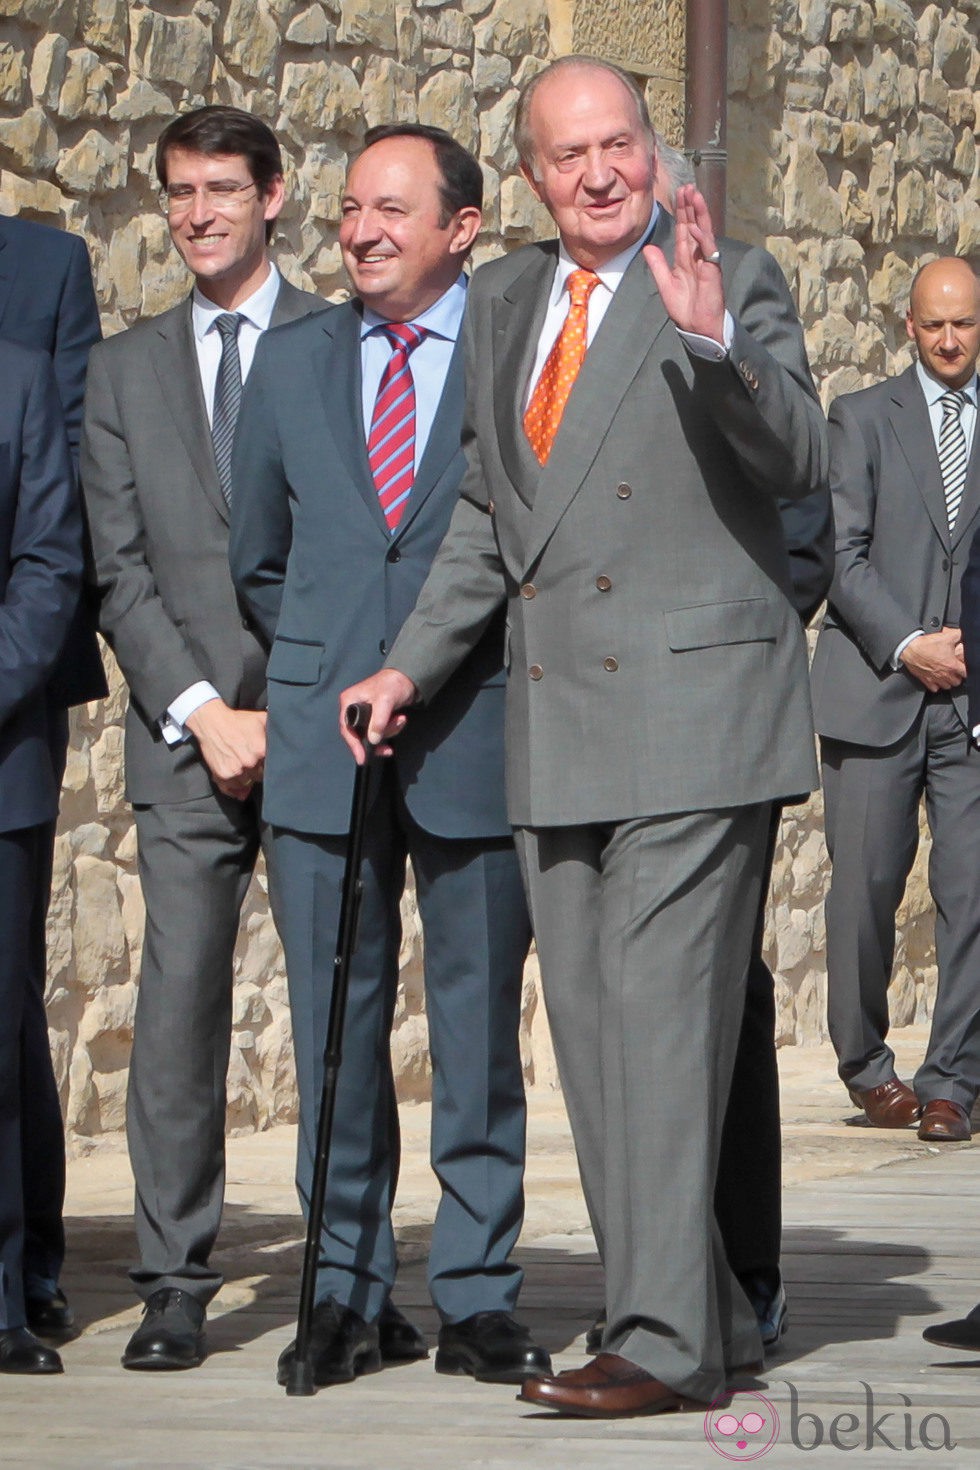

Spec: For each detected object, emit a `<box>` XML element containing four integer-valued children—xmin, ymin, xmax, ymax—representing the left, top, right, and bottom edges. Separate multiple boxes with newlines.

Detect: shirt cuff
<box><xmin>161</xmin><ymin>681</ymin><xmax>221</xmax><ymax>746</ymax></box>
<box><xmin>892</xmin><ymin>631</ymin><xmax>924</xmax><ymax>670</ymax></box>
<box><xmin>677</xmin><ymin>311</ymin><xmax>735</xmax><ymax>361</ymax></box>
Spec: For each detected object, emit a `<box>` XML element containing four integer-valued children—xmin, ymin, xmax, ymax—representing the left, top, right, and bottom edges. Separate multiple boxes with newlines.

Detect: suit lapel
<box><xmin>521</xmin><ymin>214</ymin><xmax>673</xmax><ymax>575</ymax></box>
<box><xmin>493</xmin><ymin>246</ymin><xmax>556</xmax><ymax>505</ymax></box>
<box><xmin>950</xmin><ymin>376</ymin><xmax>980</xmax><ymax>550</ymax></box>
<box><xmin>151</xmin><ymin>297</ymin><xmax>230</xmax><ymax>525</ymax></box>
<box><xmin>888</xmin><ymin>366</ymin><xmax>949</xmax><ymax>548</ymax></box>
<box><xmin>314</xmin><ymin>303</ymin><xmax>392</xmax><ymax>538</ymax></box>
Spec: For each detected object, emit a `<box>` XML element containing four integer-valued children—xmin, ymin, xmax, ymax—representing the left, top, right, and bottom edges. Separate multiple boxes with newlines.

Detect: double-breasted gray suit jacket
<box><xmin>810</xmin><ymin>365</ymin><xmax>980</xmax><ymax>747</ymax></box>
<box><xmin>80</xmin><ymin>278</ymin><xmax>326</xmax><ymax>805</ymax></box>
<box><xmin>387</xmin><ymin>214</ymin><xmax>826</xmax><ymax>827</ymax></box>
<box><xmin>229</xmin><ymin>298</ymin><xmax>512</xmax><ymax>840</ymax></box>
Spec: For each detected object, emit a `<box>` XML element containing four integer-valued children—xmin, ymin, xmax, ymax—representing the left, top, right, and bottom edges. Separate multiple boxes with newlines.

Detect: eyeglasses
<box><xmin>160</xmin><ymin>182</ymin><xmax>259</xmax><ymax>216</ymax></box>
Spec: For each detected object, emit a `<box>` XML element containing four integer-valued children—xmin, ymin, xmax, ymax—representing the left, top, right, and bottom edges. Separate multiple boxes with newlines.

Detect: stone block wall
<box><xmin>1</xmin><ymin>0</ymin><xmax>977</xmax><ymax>1138</ymax></box>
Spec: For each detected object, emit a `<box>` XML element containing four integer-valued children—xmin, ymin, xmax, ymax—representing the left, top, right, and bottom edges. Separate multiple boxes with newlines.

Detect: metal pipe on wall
<box><xmin>685</xmin><ymin>0</ymin><xmax>729</xmax><ymax>231</ymax></box>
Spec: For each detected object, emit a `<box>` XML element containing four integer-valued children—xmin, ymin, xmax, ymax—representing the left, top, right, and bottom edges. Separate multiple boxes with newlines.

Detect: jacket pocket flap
<box><xmin>267</xmin><ymin>638</ymin><xmax>323</xmax><ymax>684</ymax></box>
<box><xmin>665</xmin><ymin>598</ymin><xmax>777</xmax><ymax>651</ymax></box>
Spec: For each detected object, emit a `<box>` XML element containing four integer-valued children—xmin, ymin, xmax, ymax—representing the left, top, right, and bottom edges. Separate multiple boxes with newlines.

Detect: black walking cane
<box><xmin>285</xmin><ymin>701</ymin><xmax>375</xmax><ymax>1396</ymax></box>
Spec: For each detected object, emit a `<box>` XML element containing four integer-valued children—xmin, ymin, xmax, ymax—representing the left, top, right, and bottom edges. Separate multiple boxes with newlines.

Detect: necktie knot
<box><xmin>383</xmin><ymin>322</ymin><xmax>425</xmax><ymax>355</ymax></box>
<box><xmin>940</xmin><ymin>389</ymin><xmax>968</xmax><ymax>420</ymax></box>
<box><xmin>567</xmin><ymin>269</ymin><xmax>600</xmax><ymax>310</ymax></box>
<box><xmin>215</xmin><ymin>311</ymin><xmax>243</xmax><ymax>342</ymax></box>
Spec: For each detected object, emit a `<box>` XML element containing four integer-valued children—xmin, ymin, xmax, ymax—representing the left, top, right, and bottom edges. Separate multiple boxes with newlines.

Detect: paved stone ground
<box><xmin>9</xmin><ymin>1024</ymin><xmax>980</xmax><ymax>1468</ymax></box>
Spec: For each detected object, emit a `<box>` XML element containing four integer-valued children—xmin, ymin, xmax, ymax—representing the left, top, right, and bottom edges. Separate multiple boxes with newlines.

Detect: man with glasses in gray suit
<box><xmin>81</xmin><ymin>106</ymin><xmax>325</xmax><ymax>1372</ymax></box>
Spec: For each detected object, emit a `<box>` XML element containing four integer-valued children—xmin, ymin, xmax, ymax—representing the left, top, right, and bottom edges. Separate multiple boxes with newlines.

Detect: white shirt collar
<box><xmin>916</xmin><ymin>359</ymin><xmax>979</xmax><ymax>408</ymax></box>
<box><xmin>359</xmin><ymin>273</ymin><xmax>468</xmax><ymax>343</ymax></box>
<box><xmin>192</xmin><ymin>262</ymin><xmax>281</xmax><ymax>342</ymax></box>
<box><xmin>550</xmin><ymin>205</ymin><xmax>660</xmax><ymax>307</ymax></box>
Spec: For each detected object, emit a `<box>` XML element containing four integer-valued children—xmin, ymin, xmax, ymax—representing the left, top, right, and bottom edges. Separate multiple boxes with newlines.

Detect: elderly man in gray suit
<box><xmin>811</xmin><ymin>256</ymin><xmax>980</xmax><ymax>1145</ymax></box>
<box><xmin>230</xmin><ymin>123</ymin><xmax>544</xmax><ymax>1390</ymax></box>
<box><xmin>342</xmin><ymin>56</ymin><xmax>826</xmax><ymax>1417</ymax></box>
<box><xmin>81</xmin><ymin>106</ymin><xmax>325</xmax><ymax>1371</ymax></box>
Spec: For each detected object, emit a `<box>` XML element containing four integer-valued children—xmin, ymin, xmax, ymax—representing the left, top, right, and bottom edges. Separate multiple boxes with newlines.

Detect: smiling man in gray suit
<box><xmin>81</xmin><ymin>106</ymin><xmax>325</xmax><ymax>1370</ymax></box>
<box><xmin>343</xmin><ymin>57</ymin><xmax>826</xmax><ymax>1417</ymax></box>
<box><xmin>230</xmin><ymin>124</ymin><xmax>543</xmax><ymax>1390</ymax></box>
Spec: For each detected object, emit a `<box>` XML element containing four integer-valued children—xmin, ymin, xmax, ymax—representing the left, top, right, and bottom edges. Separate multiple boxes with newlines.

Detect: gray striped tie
<box><xmin>211</xmin><ymin>312</ymin><xmax>244</xmax><ymax>506</ymax></box>
<box><xmin>939</xmin><ymin>389</ymin><xmax>969</xmax><ymax>536</ymax></box>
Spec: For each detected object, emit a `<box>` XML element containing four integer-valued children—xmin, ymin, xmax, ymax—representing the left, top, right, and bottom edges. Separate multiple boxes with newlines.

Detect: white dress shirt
<box><xmin>162</xmin><ymin>264</ymin><xmax>282</xmax><ymax>744</ymax></box>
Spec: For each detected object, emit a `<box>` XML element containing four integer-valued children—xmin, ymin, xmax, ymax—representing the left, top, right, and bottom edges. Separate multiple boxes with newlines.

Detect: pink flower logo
<box><xmin>704</xmin><ymin>1391</ymin><xmax>780</xmax><ymax>1460</ymax></box>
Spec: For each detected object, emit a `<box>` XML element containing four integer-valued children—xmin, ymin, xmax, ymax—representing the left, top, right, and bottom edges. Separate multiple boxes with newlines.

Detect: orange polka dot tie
<box><xmin>523</xmin><ymin>268</ymin><xmax>600</xmax><ymax>465</ymax></box>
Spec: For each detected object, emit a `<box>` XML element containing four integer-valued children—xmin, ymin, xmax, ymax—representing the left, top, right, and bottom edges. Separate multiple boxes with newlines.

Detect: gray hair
<box><xmin>514</xmin><ymin>55</ymin><xmax>655</xmax><ymax>175</ymax></box>
<box><xmin>654</xmin><ymin>136</ymin><xmax>695</xmax><ymax>208</ymax></box>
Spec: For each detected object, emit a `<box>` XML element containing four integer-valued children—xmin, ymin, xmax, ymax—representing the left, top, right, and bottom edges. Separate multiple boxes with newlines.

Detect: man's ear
<box><xmin>449</xmin><ymin>205</ymin><xmax>483</xmax><ymax>255</ymax></box>
<box><xmin>520</xmin><ymin>160</ymin><xmax>544</xmax><ymax>203</ymax></box>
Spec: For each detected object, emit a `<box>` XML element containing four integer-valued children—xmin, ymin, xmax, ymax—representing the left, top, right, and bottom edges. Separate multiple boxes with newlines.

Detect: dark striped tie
<box><xmin>211</xmin><ymin>312</ymin><xmax>244</xmax><ymax>507</ymax></box>
<box><xmin>939</xmin><ymin>389</ymin><xmax>969</xmax><ymax>536</ymax></box>
<box><xmin>367</xmin><ymin>324</ymin><xmax>425</xmax><ymax>531</ymax></box>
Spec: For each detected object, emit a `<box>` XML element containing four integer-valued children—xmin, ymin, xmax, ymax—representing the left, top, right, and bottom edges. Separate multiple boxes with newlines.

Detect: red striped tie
<box><xmin>368</xmin><ymin>323</ymin><xmax>426</xmax><ymax>530</ymax></box>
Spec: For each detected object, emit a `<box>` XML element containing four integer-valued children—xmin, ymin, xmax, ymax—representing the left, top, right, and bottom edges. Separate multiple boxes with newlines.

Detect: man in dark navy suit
<box><xmin>230</xmin><ymin>125</ymin><xmax>544</xmax><ymax>1389</ymax></box>
<box><xmin>0</xmin><ymin>214</ymin><xmax>106</xmax><ymax>1338</ymax></box>
<box><xmin>0</xmin><ymin>340</ymin><xmax>85</xmax><ymax>1373</ymax></box>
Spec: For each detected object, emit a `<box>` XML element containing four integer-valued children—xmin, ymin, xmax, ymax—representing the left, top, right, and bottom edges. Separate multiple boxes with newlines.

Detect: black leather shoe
<box><xmin>739</xmin><ymin>1271</ymin><xmax>788</xmax><ymax>1349</ymax></box>
<box><xmin>121</xmin><ymin>1288</ymin><xmax>206</xmax><ymax>1370</ymax></box>
<box><xmin>0</xmin><ymin>1327</ymin><xmax>63</xmax><ymax>1374</ymax></box>
<box><xmin>923</xmin><ymin>1307</ymin><xmax>980</xmax><ymax>1353</ymax></box>
<box><xmin>378</xmin><ymin>1300</ymin><xmax>428</xmax><ymax>1362</ymax></box>
<box><xmin>276</xmin><ymin>1299</ymin><xmax>381</xmax><ymax>1387</ymax></box>
<box><xmin>585</xmin><ymin>1313</ymin><xmax>605</xmax><ymax>1354</ymax></box>
<box><xmin>435</xmin><ymin>1311</ymin><xmax>551</xmax><ymax>1383</ymax></box>
<box><xmin>26</xmin><ymin>1287</ymin><xmax>75</xmax><ymax>1339</ymax></box>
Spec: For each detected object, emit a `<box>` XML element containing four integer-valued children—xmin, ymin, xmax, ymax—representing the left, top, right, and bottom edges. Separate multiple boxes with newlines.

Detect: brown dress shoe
<box><xmin>517</xmin><ymin>1354</ymin><xmax>705</xmax><ymax>1418</ymax></box>
<box><xmin>918</xmin><ymin>1099</ymin><xmax>971</xmax><ymax>1142</ymax></box>
<box><xmin>847</xmin><ymin>1078</ymin><xmax>920</xmax><ymax>1128</ymax></box>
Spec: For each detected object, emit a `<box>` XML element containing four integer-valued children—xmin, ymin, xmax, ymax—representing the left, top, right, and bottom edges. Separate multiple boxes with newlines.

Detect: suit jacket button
<box><xmin>596</xmin><ymin>575</ymin><xmax>612</xmax><ymax>591</ymax></box>
<box><xmin>521</xmin><ymin>582</ymin><xmax>536</xmax><ymax>599</ymax></box>
<box><xmin>929</xmin><ymin>617</ymin><xmax>941</xmax><ymax>628</ymax></box>
<box><xmin>379</xmin><ymin>639</ymin><xmax>388</xmax><ymax>655</ymax></box>
<box><xmin>387</xmin><ymin>546</ymin><xmax>401</xmax><ymax>563</ymax></box>
<box><xmin>616</xmin><ymin>483</ymin><xmax>632</xmax><ymax>499</ymax></box>
<box><xmin>529</xmin><ymin>664</ymin><xmax>543</xmax><ymax>680</ymax></box>
<box><xmin>603</xmin><ymin>656</ymin><xmax>619</xmax><ymax>672</ymax></box>
<box><xmin>942</xmin><ymin>558</ymin><xmax>950</xmax><ymax>571</ymax></box>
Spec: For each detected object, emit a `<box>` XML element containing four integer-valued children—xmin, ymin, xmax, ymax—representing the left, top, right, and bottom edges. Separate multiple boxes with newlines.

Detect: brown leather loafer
<box><xmin>848</xmin><ymin>1078</ymin><xmax>920</xmax><ymax>1128</ymax></box>
<box><xmin>517</xmin><ymin>1354</ymin><xmax>705</xmax><ymax>1418</ymax></box>
<box><xmin>918</xmin><ymin>1099</ymin><xmax>971</xmax><ymax>1142</ymax></box>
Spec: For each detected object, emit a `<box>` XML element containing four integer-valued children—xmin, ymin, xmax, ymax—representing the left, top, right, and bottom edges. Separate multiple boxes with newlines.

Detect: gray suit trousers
<box><xmin>127</xmin><ymin>790</ymin><xmax>264</xmax><ymax>1303</ymax></box>
<box><xmin>270</xmin><ymin>766</ymin><xmax>531</xmax><ymax>1323</ymax></box>
<box><xmin>515</xmin><ymin>803</ymin><xmax>769</xmax><ymax>1403</ymax></box>
<box><xmin>822</xmin><ymin>697</ymin><xmax>980</xmax><ymax>1109</ymax></box>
